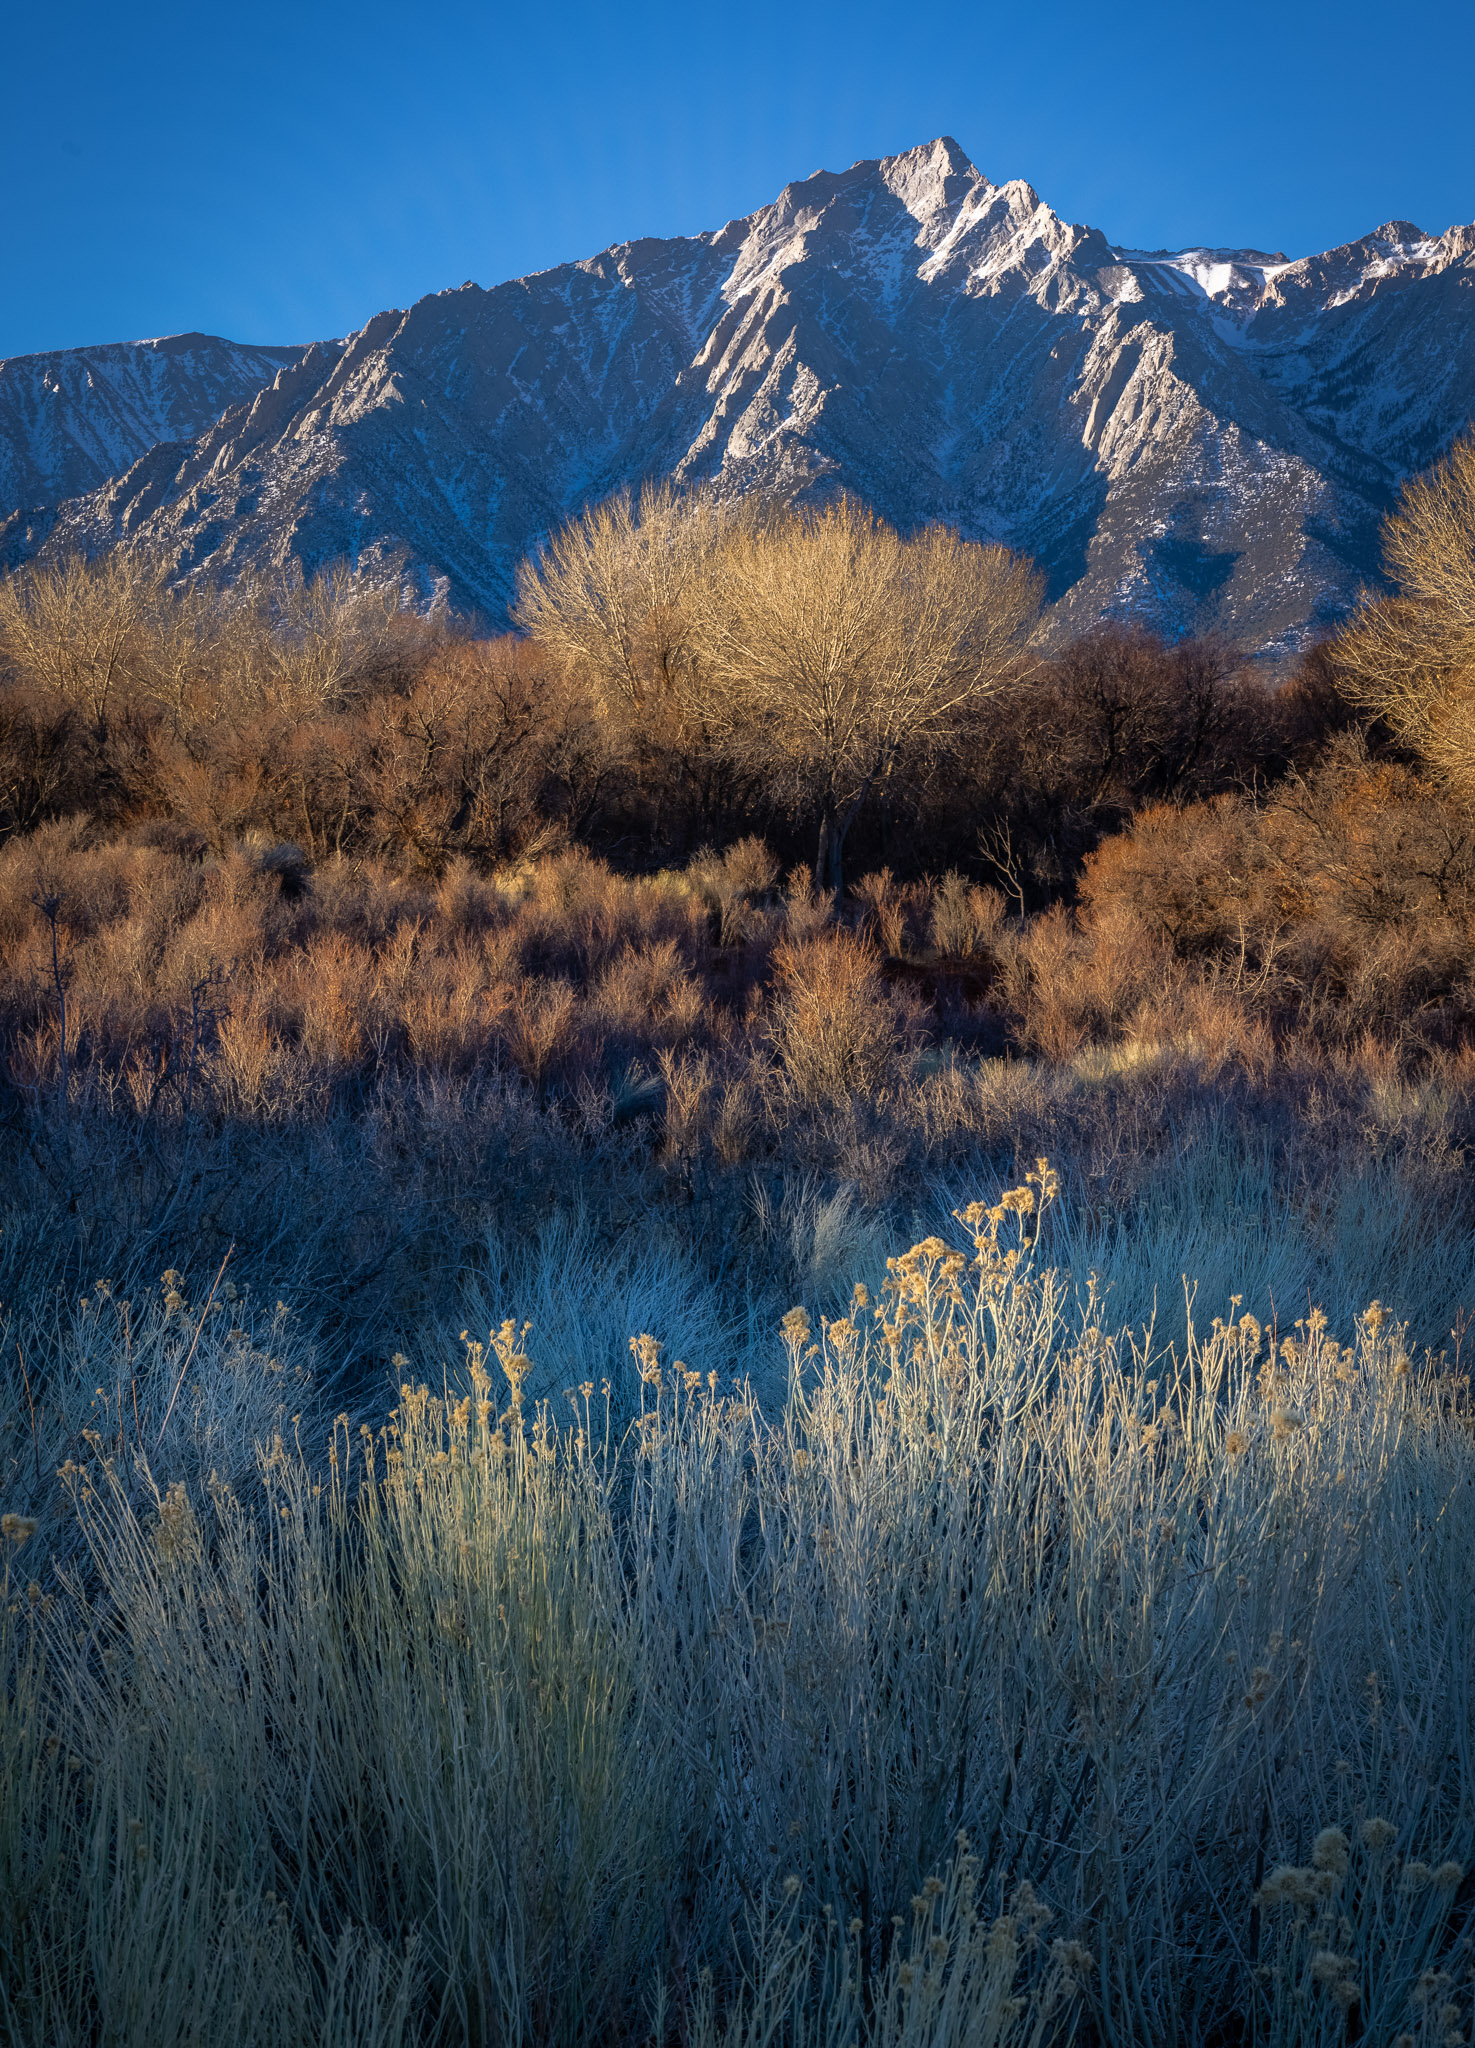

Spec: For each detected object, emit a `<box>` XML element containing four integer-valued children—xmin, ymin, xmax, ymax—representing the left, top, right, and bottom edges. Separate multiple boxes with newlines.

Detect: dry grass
<box><xmin>3</xmin><ymin>1176</ymin><xmax>1473</xmax><ymax>2045</ymax></box>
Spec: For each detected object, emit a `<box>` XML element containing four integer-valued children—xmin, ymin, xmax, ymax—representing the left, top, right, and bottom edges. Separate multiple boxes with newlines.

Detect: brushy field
<box><xmin>6</xmin><ymin>453</ymin><xmax>1475</xmax><ymax>2041</ymax></box>
<box><xmin>3</xmin><ymin>1174</ymin><xmax>1474</xmax><ymax>2047</ymax></box>
<box><xmin>4</xmin><ymin>825</ymin><xmax>1475</xmax><ymax>2048</ymax></box>
<box><xmin>4</xmin><ymin>839</ymin><xmax>1475</xmax><ymax>2045</ymax></box>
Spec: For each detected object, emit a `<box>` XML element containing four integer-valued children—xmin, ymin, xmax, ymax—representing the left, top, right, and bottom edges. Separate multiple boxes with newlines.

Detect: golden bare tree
<box><xmin>1335</xmin><ymin>434</ymin><xmax>1475</xmax><ymax>793</ymax></box>
<box><xmin>0</xmin><ymin>551</ymin><xmax>167</xmax><ymax>731</ymax></box>
<box><xmin>512</xmin><ymin>481</ymin><xmax>733</xmax><ymax>708</ymax></box>
<box><xmin>692</xmin><ymin>497</ymin><xmax>1043</xmax><ymax>891</ymax></box>
<box><xmin>258</xmin><ymin>562</ymin><xmax>413</xmax><ymax>713</ymax></box>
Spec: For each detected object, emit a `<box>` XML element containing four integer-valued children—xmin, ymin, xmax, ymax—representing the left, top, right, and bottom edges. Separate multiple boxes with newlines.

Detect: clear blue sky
<box><xmin>3</xmin><ymin>0</ymin><xmax>1472</xmax><ymax>359</ymax></box>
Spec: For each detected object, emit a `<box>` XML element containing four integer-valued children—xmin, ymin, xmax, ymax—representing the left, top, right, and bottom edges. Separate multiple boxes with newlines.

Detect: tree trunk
<box><xmin>814</xmin><ymin>809</ymin><xmax>840</xmax><ymax>899</ymax></box>
<box><xmin>815</xmin><ymin>760</ymin><xmax>886</xmax><ymax>899</ymax></box>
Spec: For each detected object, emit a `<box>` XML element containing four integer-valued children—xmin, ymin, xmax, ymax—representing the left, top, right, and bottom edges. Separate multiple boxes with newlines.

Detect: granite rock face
<box><xmin>5</xmin><ymin>140</ymin><xmax>1475</xmax><ymax>649</ymax></box>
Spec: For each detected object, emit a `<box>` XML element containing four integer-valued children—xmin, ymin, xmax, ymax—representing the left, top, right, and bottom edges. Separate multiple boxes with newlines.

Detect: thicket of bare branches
<box><xmin>2</xmin><ymin>504</ymin><xmax>1338</xmax><ymax>894</ymax></box>
<box><xmin>0</xmin><ymin>552</ymin><xmax>421</xmax><ymax>729</ymax></box>
<box><xmin>1334</xmin><ymin>433</ymin><xmax>1475</xmax><ymax>792</ymax></box>
<box><xmin>0</xmin><ymin>555</ymin><xmax>600</xmax><ymax>864</ymax></box>
<box><xmin>518</xmin><ymin>489</ymin><xmax>1044</xmax><ymax>889</ymax></box>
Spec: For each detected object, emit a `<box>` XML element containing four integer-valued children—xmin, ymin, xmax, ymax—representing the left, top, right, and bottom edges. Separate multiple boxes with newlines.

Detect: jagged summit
<box><xmin>3</xmin><ymin>139</ymin><xmax>1474</xmax><ymax>652</ymax></box>
<box><xmin>875</xmin><ymin>135</ymin><xmax>986</xmax><ymax>214</ymax></box>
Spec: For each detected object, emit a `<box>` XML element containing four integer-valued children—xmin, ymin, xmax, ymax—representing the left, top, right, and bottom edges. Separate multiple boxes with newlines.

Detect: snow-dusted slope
<box><xmin>6</xmin><ymin>140</ymin><xmax>1475</xmax><ymax>650</ymax></box>
<box><xmin>0</xmin><ymin>332</ymin><xmax>306</xmax><ymax>519</ymax></box>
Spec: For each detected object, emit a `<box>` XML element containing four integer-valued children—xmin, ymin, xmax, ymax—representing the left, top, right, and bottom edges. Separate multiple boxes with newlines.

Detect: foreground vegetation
<box><xmin>4</xmin><ymin>1182</ymin><xmax>1473</xmax><ymax>2046</ymax></box>
<box><xmin>4</xmin><ymin>442</ymin><xmax>1475</xmax><ymax>2042</ymax></box>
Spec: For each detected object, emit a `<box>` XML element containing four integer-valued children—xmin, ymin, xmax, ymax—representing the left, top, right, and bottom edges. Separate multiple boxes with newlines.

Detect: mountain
<box><xmin>4</xmin><ymin>140</ymin><xmax>1474</xmax><ymax>651</ymax></box>
<box><xmin>0</xmin><ymin>333</ymin><xmax>305</xmax><ymax>520</ymax></box>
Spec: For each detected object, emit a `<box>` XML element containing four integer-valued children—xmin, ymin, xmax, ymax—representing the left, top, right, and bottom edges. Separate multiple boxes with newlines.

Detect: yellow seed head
<box><xmin>1257</xmin><ymin>1865</ymin><xmax>1321</xmax><ymax>1909</ymax></box>
<box><xmin>1010</xmin><ymin>1880</ymin><xmax>1051</xmax><ymax>1928</ymax></box>
<box><xmin>154</xmin><ymin>1482</ymin><xmax>197</xmax><ymax>1566</ymax></box>
<box><xmin>986</xmin><ymin>1915</ymin><xmax>1018</xmax><ymax>1967</ymax></box>
<box><xmin>781</xmin><ymin>1307</ymin><xmax>812</xmax><ymax>1346</ymax></box>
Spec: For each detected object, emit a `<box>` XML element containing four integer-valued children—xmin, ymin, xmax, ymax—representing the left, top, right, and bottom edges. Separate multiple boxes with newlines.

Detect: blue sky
<box><xmin>3</xmin><ymin>0</ymin><xmax>1472</xmax><ymax>358</ymax></box>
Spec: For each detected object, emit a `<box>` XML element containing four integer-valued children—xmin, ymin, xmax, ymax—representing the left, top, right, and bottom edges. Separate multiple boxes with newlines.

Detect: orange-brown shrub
<box><xmin>767</xmin><ymin>929</ymin><xmax>919</xmax><ymax>1110</ymax></box>
<box><xmin>1081</xmin><ymin>738</ymin><xmax>1475</xmax><ymax>1046</ymax></box>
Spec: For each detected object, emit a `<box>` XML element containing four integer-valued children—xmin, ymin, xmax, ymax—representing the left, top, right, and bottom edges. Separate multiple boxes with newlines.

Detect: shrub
<box><xmin>768</xmin><ymin>929</ymin><xmax>914</xmax><ymax>1111</ymax></box>
<box><xmin>928</xmin><ymin>871</ymin><xmax>1004</xmax><ymax>959</ymax></box>
<box><xmin>1081</xmin><ymin>738</ymin><xmax>1475</xmax><ymax>1045</ymax></box>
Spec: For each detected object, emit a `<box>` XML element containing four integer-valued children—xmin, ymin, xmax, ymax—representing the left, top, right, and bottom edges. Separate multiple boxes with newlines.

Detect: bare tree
<box><xmin>357</xmin><ymin>635</ymin><xmax>593</xmax><ymax>868</ymax></box>
<box><xmin>1335</xmin><ymin>434</ymin><xmax>1475</xmax><ymax>793</ymax></box>
<box><xmin>693</xmin><ymin>497</ymin><xmax>1042</xmax><ymax>892</ymax></box>
<box><xmin>514</xmin><ymin>484</ymin><xmax>1042</xmax><ymax>883</ymax></box>
<box><xmin>512</xmin><ymin>481</ymin><xmax>732</xmax><ymax>708</ymax></box>
<box><xmin>260</xmin><ymin>561</ymin><xmax>414</xmax><ymax>714</ymax></box>
<box><xmin>0</xmin><ymin>551</ymin><xmax>167</xmax><ymax>733</ymax></box>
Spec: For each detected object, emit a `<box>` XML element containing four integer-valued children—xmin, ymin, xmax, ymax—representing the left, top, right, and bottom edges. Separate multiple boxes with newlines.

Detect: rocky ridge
<box><xmin>0</xmin><ymin>332</ymin><xmax>306</xmax><ymax>525</ymax></box>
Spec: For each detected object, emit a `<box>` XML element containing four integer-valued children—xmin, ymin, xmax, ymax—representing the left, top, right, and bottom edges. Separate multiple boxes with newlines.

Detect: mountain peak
<box><xmin>6</xmin><ymin>143</ymin><xmax>1475</xmax><ymax>657</ymax></box>
<box><xmin>1368</xmin><ymin>219</ymin><xmax>1430</xmax><ymax>245</ymax></box>
<box><xmin>0</xmin><ymin>332</ymin><xmax>308</xmax><ymax>521</ymax></box>
<box><xmin>878</xmin><ymin>135</ymin><xmax>988</xmax><ymax>220</ymax></box>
